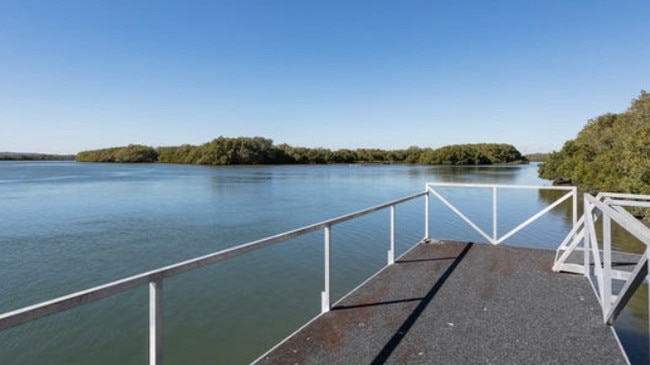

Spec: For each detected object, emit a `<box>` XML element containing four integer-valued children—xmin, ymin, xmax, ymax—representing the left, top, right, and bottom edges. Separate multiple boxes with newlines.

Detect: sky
<box><xmin>1</xmin><ymin>1</ymin><xmax>649</xmax><ymax>155</ymax></box>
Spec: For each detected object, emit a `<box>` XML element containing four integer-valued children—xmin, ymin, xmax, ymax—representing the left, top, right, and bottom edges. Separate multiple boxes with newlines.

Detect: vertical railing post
<box><xmin>425</xmin><ymin>189</ymin><xmax>430</xmax><ymax>240</ymax></box>
<box><xmin>583</xmin><ymin>197</ymin><xmax>591</xmax><ymax>277</ymax></box>
<box><xmin>149</xmin><ymin>280</ymin><xmax>163</xmax><ymax>365</ymax></box>
<box><xmin>388</xmin><ymin>205</ymin><xmax>396</xmax><ymax>265</ymax></box>
<box><xmin>492</xmin><ymin>186</ymin><xmax>498</xmax><ymax>244</ymax></box>
<box><xmin>321</xmin><ymin>225</ymin><xmax>331</xmax><ymax>313</ymax></box>
<box><xmin>603</xmin><ymin>214</ymin><xmax>612</xmax><ymax>319</ymax></box>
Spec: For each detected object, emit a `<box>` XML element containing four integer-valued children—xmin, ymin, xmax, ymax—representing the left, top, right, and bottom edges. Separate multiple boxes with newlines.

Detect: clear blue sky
<box><xmin>1</xmin><ymin>1</ymin><xmax>649</xmax><ymax>154</ymax></box>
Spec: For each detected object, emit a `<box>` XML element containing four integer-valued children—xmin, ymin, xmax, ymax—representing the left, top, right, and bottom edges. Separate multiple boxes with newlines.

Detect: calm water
<box><xmin>0</xmin><ymin>161</ymin><xmax>646</xmax><ymax>364</ymax></box>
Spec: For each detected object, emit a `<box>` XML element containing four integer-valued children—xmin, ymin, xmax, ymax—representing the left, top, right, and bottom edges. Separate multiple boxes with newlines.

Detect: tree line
<box><xmin>0</xmin><ymin>152</ymin><xmax>75</xmax><ymax>161</ymax></box>
<box><xmin>525</xmin><ymin>153</ymin><xmax>549</xmax><ymax>162</ymax></box>
<box><xmin>76</xmin><ymin>137</ymin><xmax>528</xmax><ymax>165</ymax></box>
<box><xmin>539</xmin><ymin>90</ymin><xmax>650</xmax><ymax>194</ymax></box>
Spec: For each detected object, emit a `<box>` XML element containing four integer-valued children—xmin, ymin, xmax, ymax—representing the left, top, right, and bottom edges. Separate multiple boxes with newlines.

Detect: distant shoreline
<box><xmin>0</xmin><ymin>152</ymin><xmax>75</xmax><ymax>161</ymax></box>
<box><xmin>74</xmin><ymin>137</ymin><xmax>530</xmax><ymax>166</ymax></box>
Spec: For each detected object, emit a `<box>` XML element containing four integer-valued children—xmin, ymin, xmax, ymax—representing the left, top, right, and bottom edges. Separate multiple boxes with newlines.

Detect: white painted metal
<box><xmin>609</xmin><ymin>269</ymin><xmax>632</xmax><ymax>281</ymax></box>
<box><xmin>428</xmin><ymin>187</ymin><xmax>494</xmax><ymax>244</ymax></box>
<box><xmin>587</xmin><ymin>195</ymin><xmax>650</xmax><ymax>246</ymax></box>
<box><xmin>150</xmin><ymin>280</ymin><xmax>163</xmax><ymax>365</ymax></box>
<box><xmin>603</xmin><ymin>215</ymin><xmax>612</xmax><ymax>318</ymax></box>
<box><xmin>583</xmin><ymin>211</ymin><xmax>592</xmax><ymax>279</ymax></box>
<box><xmin>555</xmin><ymin>191</ymin><xmax>650</xmax><ymax>327</ymax></box>
<box><xmin>605</xmin><ymin>251</ymin><xmax>647</xmax><ymax>324</ymax></box>
<box><xmin>427</xmin><ymin>182</ymin><xmax>576</xmax><ymax>191</ymax></box>
<box><xmin>492</xmin><ymin>186</ymin><xmax>498</xmax><ymax>242</ymax></box>
<box><xmin>606</xmin><ymin>199</ymin><xmax>650</xmax><ymax>209</ymax></box>
<box><xmin>586</xmin><ymin>194</ymin><xmax>650</xmax><ymax>325</ymax></box>
<box><xmin>425</xmin><ymin>193</ymin><xmax>430</xmax><ymax>240</ymax></box>
<box><xmin>552</xmin><ymin>216</ymin><xmax>585</xmax><ymax>272</ymax></box>
<box><xmin>13</xmin><ymin>182</ymin><xmax>649</xmax><ymax>361</ymax></box>
<box><xmin>322</xmin><ymin>225</ymin><xmax>331</xmax><ymax>313</ymax></box>
<box><xmin>585</xmin><ymin>205</ymin><xmax>605</xmax><ymax>302</ymax></box>
<box><xmin>0</xmin><ymin>190</ymin><xmax>428</xmax><ymax>365</ymax></box>
<box><xmin>495</xmin><ymin>190</ymin><xmax>575</xmax><ymax>245</ymax></box>
<box><xmin>559</xmin><ymin>263</ymin><xmax>587</xmax><ymax>275</ymax></box>
<box><xmin>552</xmin><ymin>216</ymin><xmax>586</xmax><ymax>274</ymax></box>
<box><xmin>426</xmin><ymin>183</ymin><xmax>576</xmax><ymax>246</ymax></box>
<box><xmin>388</xmin><ymin>205</ymin><xmax>396</xmax><ymax>265</ymax></box>
<box><xmin>600</xmin><ymin>192</ymin><xmax>650</xmax><ymax>201</ymax></box>
<box><xmin>0</xmin><ymin>190</ymin><xmax>427</xmax><ymax>332</ymax></box>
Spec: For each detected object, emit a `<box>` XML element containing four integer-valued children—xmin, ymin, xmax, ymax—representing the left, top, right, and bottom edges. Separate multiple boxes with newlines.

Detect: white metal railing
<box><xmin>554</xmin><ymin>192</ymin><xmax>650</xmax><ymax>327</ymax></box>
<box><xmin>426</xmin><ymin>183</ymin><xmax>578</xmax><ymax>245</ymax></box>
<box><xmin>2</xmin><ymin>183</ymin><xmax>615</xmax><ymax>365</ymax></box>
<box><xmin>0</xmin><ymin>190</ymin><xmax>428</xmax><ymax>365</ymax></box>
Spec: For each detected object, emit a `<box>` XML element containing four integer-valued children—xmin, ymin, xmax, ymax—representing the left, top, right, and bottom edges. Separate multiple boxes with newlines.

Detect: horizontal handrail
<box><xmin>598</xmin><ymin>192</ymin><xmax>650</xmax><ymax>201</ymax></box>
<box><xmin>427</xmin><ymin>182</ymin><xmax>577</xmax><ymax>191</ymax></box>
<box><xmin>9</xmin><ymin>182</ymin><xmax>626</xmax><ymax>364</ymax></box>
<box><xmin>587</xmin><ymin>194</ymin><xmax>650</xmax><ymax>246</ymax></box>
<box><xmin>0</xmin><ymin>190</ymin><xmax>427</xmax><ymax>331</ymax></box>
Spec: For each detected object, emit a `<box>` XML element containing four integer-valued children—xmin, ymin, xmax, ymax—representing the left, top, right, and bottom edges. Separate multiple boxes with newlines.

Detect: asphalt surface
<box><xmin>253</xmin><ymin>241</ymin><xmax>628</xmax><ymax>365</ymax></box>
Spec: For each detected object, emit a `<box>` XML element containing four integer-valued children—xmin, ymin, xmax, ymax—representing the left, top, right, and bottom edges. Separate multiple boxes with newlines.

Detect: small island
<box><xmin>75</xmin><ymin>139</ymin><xmax>528</xmax><ymax>166</ymax></box>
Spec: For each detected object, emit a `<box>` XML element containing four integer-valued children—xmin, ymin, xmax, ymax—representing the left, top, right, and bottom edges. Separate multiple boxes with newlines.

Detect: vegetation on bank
<box><xmin>525</xmin><ymin>153</ymin><xmax>549</xmax><ymax>162</ymax></box>
<box><xmin>539</xmin><ymin>90</ymin><xmax>650</xmax><ymax>194</ymax></box>
<box><xmin>0</xmin><ymin>152</ymin><xmax>75</xmax><ymax>161</ymax></box>
<box><xmin>76</xmin><ymin>145</ymin><xmax>158</xmax><ymax>163</ymax></box>
<box><xmin>76</xmin><ymin>138</ymin><xmax>528</xmax><ymax>165</ymax></box>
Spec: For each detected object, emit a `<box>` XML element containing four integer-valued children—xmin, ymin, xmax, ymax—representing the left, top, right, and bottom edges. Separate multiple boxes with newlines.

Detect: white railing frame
<box><xmin>579</xmin><ymin>194</ymin><xmax>650</xmax><ymax>326</ymax></box>
<box><xmin>13</xmin><ymin>183</ymin><xmax>647</xmax><ymax>364</ymax></box>
<box><xmin>426</xmin><ymin>183</ymin><xmax>577</xmax><ymax>245</ymax></box>
<box><xmin>553</xmin><ymin>187</ymin><xmax>650</xmax><ymax>363</ymax></box>
<box><xmin>0</xmin><ymin>190</ymin><xmax>428</xmax><ymax>365</ymax></box>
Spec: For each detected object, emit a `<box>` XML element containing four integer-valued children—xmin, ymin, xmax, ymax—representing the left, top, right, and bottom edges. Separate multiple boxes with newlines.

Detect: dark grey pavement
<box><xmin>253</xmin><ymin>241</ymin><xmax>627</xmax><ymax>364</ymax></box>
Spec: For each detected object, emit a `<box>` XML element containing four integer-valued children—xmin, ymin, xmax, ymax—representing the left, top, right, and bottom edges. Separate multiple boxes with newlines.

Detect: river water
<box><xmin>0</xmin><ymin>161</ymin><xmax>646</xmax><ymax>364</ymax></box>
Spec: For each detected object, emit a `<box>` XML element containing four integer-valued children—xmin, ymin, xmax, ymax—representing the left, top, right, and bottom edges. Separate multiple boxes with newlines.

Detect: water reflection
<box><xmin>537</xmin><ymin>189</ymin><xmax>575</xmax><ymax>223</ymax></box>
<box><xmin>407</xmin><ymin>165</ymin><xmax>525</xmax><ymax>184</ymax></box>
<box><xmin>436</xmin><ymin>165</ymin><xmax>522</xmax><ymax>181</ymax></box>
<box><xmin>210</xmin><ymin>173</ymin><xmax>273</xmax><ymax>185</ymax></box>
